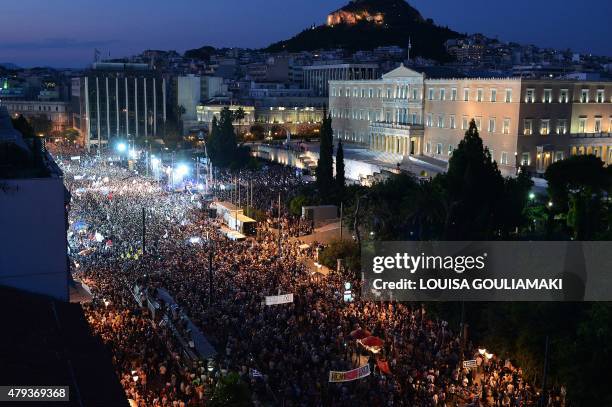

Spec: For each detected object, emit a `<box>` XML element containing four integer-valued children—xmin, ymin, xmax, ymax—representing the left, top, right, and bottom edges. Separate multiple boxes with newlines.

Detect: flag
<box><xmin>250</xmin><ymin>368</ymin><xmax>263</xmax><ymax>379</ymax></box>
<box><xmin>377</xmin><ymin>359</ymin><xmax>392</xmax><ymax>375</ymax></box>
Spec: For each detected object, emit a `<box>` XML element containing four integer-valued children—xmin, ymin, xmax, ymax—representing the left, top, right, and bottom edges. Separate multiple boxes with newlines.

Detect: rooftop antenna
<box><xmin>407</xmin><ymin>37</ymin><xmax>412</xmax><ymax>62</ymax></box>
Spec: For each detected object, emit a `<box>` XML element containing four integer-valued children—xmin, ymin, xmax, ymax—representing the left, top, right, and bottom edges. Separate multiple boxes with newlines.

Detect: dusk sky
<box><xmin>1</xmin><ymin>0</ymin><xmax>610</xmax><ymax>68</ymax></box>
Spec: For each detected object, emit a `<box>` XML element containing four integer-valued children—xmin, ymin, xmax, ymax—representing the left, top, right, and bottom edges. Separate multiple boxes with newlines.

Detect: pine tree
<box><xmin>335</xmin><ymin>139</ymin><xmax>345</xmax><ymax>196</ymax></box>
<box><xmin>443</xmin><ymin>119</ymin><xmax>504</xmax><ymax>239</ymax></box>
<box><xmin>317</xmin><ymin>115</ymin><xmax>334</xmax><ymax>198</ymax></box>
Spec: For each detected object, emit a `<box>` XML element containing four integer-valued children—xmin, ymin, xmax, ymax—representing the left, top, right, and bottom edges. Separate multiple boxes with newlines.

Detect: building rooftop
<box><xmin>0</xmin><ymin>286</ymin><xmax>129</xmax><ymax>407</ymax></box>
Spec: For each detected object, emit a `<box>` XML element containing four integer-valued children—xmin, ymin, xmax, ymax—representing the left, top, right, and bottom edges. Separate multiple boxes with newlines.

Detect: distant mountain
<box><xmin>184</xmin><ymin>46</ymin><xmax>217</xmax><ymax>62</ymax></box>
<box><xmin>0</xmin><ymin>63</ymin><xmax>20</xmax><ymax>70</ymax></box>
<box><xmin>265</xmin><ymin>0</ymin><xmax>462</xmax><ymax>61</ymax></box>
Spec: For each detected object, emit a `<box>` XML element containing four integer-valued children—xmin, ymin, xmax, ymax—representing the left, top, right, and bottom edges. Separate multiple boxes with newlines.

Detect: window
<box><xmin>490</xmin><ymin>88</ymin><xmax>497</xmax><ymax>102</ymax></box>
<box><xmin>426</xmin><ymin>114</ymin><xmax>433</xmax><ymax>127</ymax></box>
<box><xmin>578</xmin><ymin>117</ymin><xmax>587</xmax><ymax>133</ymax></box>
<box><xmin>353</xmin><ymin>88</ymin><xmax>358</xmax><ymax>97</ymax></box>
<box><xmin>412</xmin><ymin>88</ymin><xmax>418</xmax><ymax>100</ymax></box>
<box><xmin>505</xmin><ymin>89</ymin><xmax>512</xmax><ymax>103</ymax></box>
<box><xmin>386</xmin><ymin>88</ymin><xmax>392</xmax><ymax>98</ymax></box>
<box><xmin>526</xmin><ymin>88</ymin><xmax>535</xmax><ymax>103</ymax></box>
<box><xmin>361</xmin><ymin>88</ymin><xmax>366</xmax><ymax>98</ymax></box>
<box><xmin>436</xmin><ymin>143</ymin><xmax>443</xmax><ymax>155</ymax></box>
<box><xmin>543</xmin><ymin>89</ymin><xmax>552</xmax><ymax>103</ymax></box>
<box><xmin>540</xmin><ymin>119</ymin><xmax>550</xmax><ymax>135</ymax></box>
<box><xmin>597</xmin><ymin>89</ymin><xmax>605</xmax><ymax>103</ymax></box>
<box><xmin>463</xmin><ymin>88</ymin><xmax>469</xmax><ymax>101</ymax></box>
<box><xmin>440</xmin><ymin>88</ymin><xmax>446</xmax><ymax>101</ymax></box>
<box><xmin>521</xmin><ymin>152</ymin><xmax>530</xmax><ymax>166</ymax></box>
<box><xmin>462</xmin><ymin>116</ymin><xmax>468</xmax><ymax>130</ymax></box>
<box><xmin>369</xmin><ymin>88</ymin><xmax>373</xmax><ymax>98</ymax></box>
<box><xmin>560</xmin><ymin>89</ymin><xmax>569</xmax><ymax>103</ymax></box>
<box><xmin>488</xmin><ymin>117</ymin><xmax>496</xmax><ymax>133</ymax></box>
<box><xmin>451</xmin><ymin>88</ymin><xmax>457</xmax><ymax>101</ymax></box>
<box><xmin>581</xmin><ymin>89</ymin><xmax>589</xmax><ymax>103</ymax></box>
<box><xmin>448</xmin><ymin>145</ymin><xmax>454</xmax><ymax>155</ymax></box>
<box><xmin>557</xmin><ymin>119</ymin><xmax>568</xmax><ymax>135</ymax></box>
<box><xmin>554</xmin><ymin>151</ymin><xmax>564</xmax><ymax>162</ymax></box>
<box><xmin>437</xmin><ymin>115</ymin><xmax>444</xmax><ymax>128</ymax></box>
<box><xmin>428</xmin><ymin>88</ymin><xmax>434</xmax><ymax>100</ymax></box>
<box><xmin>477</xmin><ymin>88</ymin><xmax>483</xmax><ymax>102</ymax></box>
<box><xmin>501</xmin><ymin>152</ymin><xmax>509</xmax><ymax>165</ymax></box>
<box><xmin>377</xmin><ymin>88</ymin><xmax>382</xmax><ymax>98</ymax></box>
<box><xmin>475</xmin><ymin>117</ymin><xmax>482</xmax><ymax>130</ymax></box>
<box><xmin>595</xmin><ymin>117</ymin><xmax>602</xmax><ymax>133</ymax></box>
<box><xmin>331</xmin><ymin>87</ymin><xmax>336</xmax><ymax>97</ymax></box>
<box><xmin>524</xmin><ymin>119</ymin><xmax>533</xmax><ymax>135</ymax></box>
<box><xmin>426</xmin><ymin>142</ymin><xmax>431</xmax><ymax>153</ymax></box>
<box><xmin>503</xmin><ymin>118</ymin><xmax>510</xmax><ymax>135</ymax></box>
<box><xmin>449</xmin><ymin>115</ymin><xmax>456</xmax><ymax>129</ymax></box>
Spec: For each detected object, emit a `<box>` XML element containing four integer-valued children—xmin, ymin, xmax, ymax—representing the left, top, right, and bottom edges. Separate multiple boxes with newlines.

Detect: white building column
<box><xmin>105</xmin><ymin>77</ymin><xmax>110</xmax><ymax>141</ymax></box>
<box><xmin>134</xmin><ymin>77</ymin><xmax>138</xmax><ymax>139</ymax></box>
<box><xmin>125</xmin><ymin>77</ymin><xmax>129</xmax><ymax>136</ymax></box>
<box><xmin>95</xmin><ymin>77</ymin><xmax>101</xmax><ymax>149</ymax></box>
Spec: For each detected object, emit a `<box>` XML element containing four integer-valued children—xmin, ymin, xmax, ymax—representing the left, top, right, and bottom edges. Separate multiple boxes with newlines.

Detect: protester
<box><xmin>60</xmin><ymin>153</ymin><xmax>552</xmax><ymax>407</ymax></box>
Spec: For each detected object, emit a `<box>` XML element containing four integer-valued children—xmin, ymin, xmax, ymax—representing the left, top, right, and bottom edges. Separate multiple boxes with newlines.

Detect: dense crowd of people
<box><xmin>59</xmin><ymin>152</ymin><xmax>565</xmax><ymax>406</ymax></box>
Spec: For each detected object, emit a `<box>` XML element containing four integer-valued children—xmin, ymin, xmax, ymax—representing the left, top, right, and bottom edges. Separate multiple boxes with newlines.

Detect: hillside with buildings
<box><xmin>265</xmin><ymin>0</ymin><xmax>461</xmax><ymax>61</ymax></box>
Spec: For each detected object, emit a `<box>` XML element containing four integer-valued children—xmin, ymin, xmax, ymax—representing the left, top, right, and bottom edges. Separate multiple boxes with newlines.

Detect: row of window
<box><xmin>425</xmin><ymin>142</ymin><xmax>514</xmax><ymax>165</ymax></box>
<box><xmin>334</xmin><ymin>85</ymin><xmax>610</xmax><ymax>104</ymax></box>
<box><xmin>427</xmin><ymin>87</ymin><xmax>514</xmax><ymax>103</ymax></box>
<box><xmin>525</xmin><ymin>88</ymin><xmax>608</xmax><ymax>104</ymax></box>
<box><xmin>331</xmin><ymin>85</ymin><xmax>421</xmax><ymax>100</ymax></box>
<box><xmin>425</xmin><ymin>114</ymin><xmax>512</xmax><ymax>134</ymax></box>
<box><xmin>5</xmin><ymin>104</ymin><xmax>62</xmax><ymax>112</ymax></box>
<box><xmin>330</xmin><ymin>107</ymin><xmax>422</xmax><ymax>124</ymax></box>
<box><xmin>523</xmin><ymin>119</ymin><xmax>567</xmax><ymax>135</ymax></box>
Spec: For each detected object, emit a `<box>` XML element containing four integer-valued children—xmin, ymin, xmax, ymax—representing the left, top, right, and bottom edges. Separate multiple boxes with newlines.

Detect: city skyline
<box><xmin>0</xmin><ymin>0</ymin><xmax>610</xmax><ymax>68</ymax></box>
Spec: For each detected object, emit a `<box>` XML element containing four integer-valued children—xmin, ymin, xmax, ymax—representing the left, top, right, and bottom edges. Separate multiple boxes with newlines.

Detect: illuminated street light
<box><xmin>117</xmin><ymin>142</ymin><xmax>127</xmax><ymax>153</ymax></box>
<box><xmin>548</xmin><ymin>201</ymin><xmax>553</xmax><ymax>208</ymax></box>
<box><xmin>529</xmin><ymin>192</ymin><xmax>535</xmax><ymax>200</ymax></box>
<box><xmin>176</xmin><ymin>164</ymin><xmax>189</xmax><ymax>177</ymax></box>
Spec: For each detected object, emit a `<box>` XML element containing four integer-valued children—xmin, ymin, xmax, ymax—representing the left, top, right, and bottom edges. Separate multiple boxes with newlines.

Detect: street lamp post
<box><xmin>208</xmin><ymin>240</ymin><xmax>214</xmax><ymax>307</ymax></box>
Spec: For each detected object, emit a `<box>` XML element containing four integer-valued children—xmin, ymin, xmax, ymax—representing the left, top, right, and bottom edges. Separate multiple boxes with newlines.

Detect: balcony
<box><xmin>569</xmin><ymin>132</ymin><xmax>612</xmax><ymax>139</ymax></box>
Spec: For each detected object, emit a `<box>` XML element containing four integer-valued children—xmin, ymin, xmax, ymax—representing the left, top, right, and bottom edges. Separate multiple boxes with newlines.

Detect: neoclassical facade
<box><xmin>329</xmin><ymin>65</ymin><xmax>612</xmax><ymax>176</ymax></box>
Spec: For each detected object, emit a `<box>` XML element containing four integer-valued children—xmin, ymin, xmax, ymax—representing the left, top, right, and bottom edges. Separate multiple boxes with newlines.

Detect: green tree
<box><xmin>233</xmin><ymin>107</ymin><xmax>245</xmax><ymax>125</ymax></box>
<box><xmin>208</xmin><ymin>108</ymin><xmax>239</xmax><ymax>167</ymax></box>
<box><xmin>335</xmin><ymin>139</ymin><xmax>345</xmax><ymax>198</ymax></box>
<box><xmin>60</xmin><ymin>128</ymin><xmax>80</xmax><ymax>144</ymax></box>
<box><xmin>29</xmin><ymin>115</ymin><xmax>52</xmax><ymax>137</ymax></box>
<box><xmin>317</xmin><ymin>115</ymin><xmax>334</xmax><ymax>199</ymax></box>
<box><xmin>404</xmin><ymin>178</ymin><xmax>447</xmax><ymax>240</ymax></box>
<box><xmin>208</xmin><ymin>372</ymin><xmax>251</xmax><ymax>407</ymax></box>
<box><xmin>289</xmin><ymin>194</ymin><xmax>309</xmax><ymax>217</ymax></box>
<box><xmin>495</xmin><ymin>169</ymin><xmax>534</xmax><ymax>238</ymax></box>
<box><xmin>442</xmin><ymin>119</ymin><xmax>504</xmax><ymax>240</ymax></box>
<box><xmin>163</xmin><ymin>120</ymin><xmax>183</xmax><ymax>149</ymax></box>
<box><xmin>319</xmin><ymin>238</ymin><xmax>360</xmax><ymax>276</ymax></box>
<box><xmin>545</xmin><ymin>154</ymin><xmax>610</xmax><ymax>240</ymax></box>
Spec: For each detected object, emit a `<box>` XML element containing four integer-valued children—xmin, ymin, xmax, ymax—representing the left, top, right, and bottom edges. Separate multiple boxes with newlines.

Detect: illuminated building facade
<box><xmin>73</xmin><ymin>63</ymin><xmax>169</xmax><ymax>152</ymax></box>
<box><xmin>330</xmin><ymin>65</ymin><xmax>612</xmax><ymax>176</ymax></box>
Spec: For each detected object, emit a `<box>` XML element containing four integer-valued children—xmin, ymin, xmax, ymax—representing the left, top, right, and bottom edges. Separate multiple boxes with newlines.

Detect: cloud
<box><xmin>0</xmin><ymin>38</ymin><xmax>118</xmax><ymax>50</ymax></box>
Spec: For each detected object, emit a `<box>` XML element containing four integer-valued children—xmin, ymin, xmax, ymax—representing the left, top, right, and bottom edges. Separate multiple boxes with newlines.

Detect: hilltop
<box><xmin>264</xmin><ymin>0</ymin><xmax>462</xmax><ymax>61</ymax></box>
